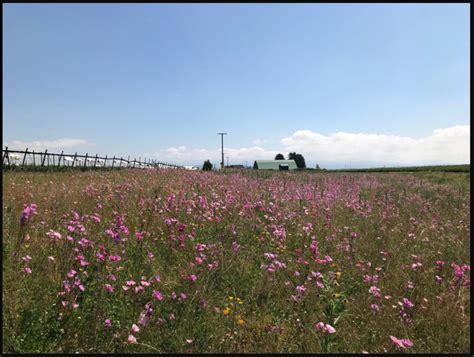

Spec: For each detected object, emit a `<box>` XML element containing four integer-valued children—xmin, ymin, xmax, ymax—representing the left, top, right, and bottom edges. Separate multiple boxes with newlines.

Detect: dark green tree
<box><xmin>288</xmin><ymin>152</ymin><xmax>306</xmax><ymax>169</ymax></box>
<box><xmin>202</xmin><ymin>160</ymin><xmax>213</xmax><ymax>171</ymax></box>
<box><xmin>275</xmin><ymin>153</ymin><xmax>285</xmax><ymax>160</ymax></box>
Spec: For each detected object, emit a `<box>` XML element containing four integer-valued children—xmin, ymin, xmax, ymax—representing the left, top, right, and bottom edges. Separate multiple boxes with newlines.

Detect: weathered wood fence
<box><xmin>2</xmin><ymin>147</ymin><xmax>182</xmax><ymax>170</ymax></box>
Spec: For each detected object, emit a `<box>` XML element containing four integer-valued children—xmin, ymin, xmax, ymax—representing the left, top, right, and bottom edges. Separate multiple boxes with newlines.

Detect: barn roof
<box><xmin>253</xmin><ymin>160</ymin><xmax>298</xmax><ymax>170</ymax></box>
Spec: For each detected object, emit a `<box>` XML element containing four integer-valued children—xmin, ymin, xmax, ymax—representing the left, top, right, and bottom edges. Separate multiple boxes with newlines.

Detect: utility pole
<box><xmin>217</xmin><ymin>133</ymin><xmax>227</xmax><ymax>169</ymax></box>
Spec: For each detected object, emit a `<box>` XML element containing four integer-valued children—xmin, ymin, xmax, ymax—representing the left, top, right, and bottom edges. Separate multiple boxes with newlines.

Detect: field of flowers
<box><xmin>2</xmin><ymin>169</ymin><xmax>470</xmax><ymax>353</ymax></box>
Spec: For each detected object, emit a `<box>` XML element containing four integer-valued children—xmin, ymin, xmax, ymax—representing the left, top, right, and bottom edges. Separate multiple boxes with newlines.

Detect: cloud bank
<box><xmin>154</xmin><ymin>125</ymin><xmax>470</xmax><ymax>167</ymax></box>
<box><xmin>280</xmin><ymin>125</ymin><xmax>470</xmax><ymax>166</ymax></box>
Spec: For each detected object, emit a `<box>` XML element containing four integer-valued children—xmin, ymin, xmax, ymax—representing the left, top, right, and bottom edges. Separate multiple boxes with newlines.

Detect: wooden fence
<box><xmin>2</xmin><ymin>147</ymin><xmax>183</xmax><ymax>170</ymax></box>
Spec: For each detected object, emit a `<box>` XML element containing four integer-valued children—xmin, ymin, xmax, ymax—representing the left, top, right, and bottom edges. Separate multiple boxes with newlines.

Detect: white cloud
<box><xmin>5</xmin><ymin>138</ymin><xmax>93</xmax><ymax>152</ymax></box>
<box><xmin>153</xmin><ymin>125</ymin><xmax>469</xmax><ymax>167</ymax></box>
<box><xmin>280</xmin><ymin>125</ymin><xmax>470</xmax><ymax>165</ymax></box>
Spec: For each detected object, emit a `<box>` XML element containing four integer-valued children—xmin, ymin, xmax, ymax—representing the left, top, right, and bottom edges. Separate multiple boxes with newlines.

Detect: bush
<box><xmin>202</xmin><ymin>160</ymin><xmax>213</xmax><ymax>171</ymax></box>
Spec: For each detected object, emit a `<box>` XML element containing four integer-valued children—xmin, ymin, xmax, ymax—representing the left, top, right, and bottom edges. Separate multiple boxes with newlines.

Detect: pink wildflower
<box><xmin>315</xmin><ymin>322</ymin><xmax>325</xmax><ymax>332</ymax></box>
<box><xmin>232</xmin><ymin>241</ymin><xmax>241</xmax><ymax>252</ymax></box>
<box><xmin>21</xmin><ymin>255</ymin><xmax>32</xmax><ymax>262</ymax></box>
<box><xmin>296</xmin><ymin>285</ymin><xmax>306</xmax><ymax>294</ymax></box>
<box><xmin>20</xmin><ymin>203</ymin><xmax>38</xmax><ymax>225</ymax></box>
<box><xmin>152</xmin><ymin>290</ymin><xmax>163</xmax><ymax>300</ymax></box>
<box><xmin>108</xmin><ymin>255</ymin><xmax>122</xmax><ymax>262</ymax></box>
<box><xmin>390</xmin><ymin>335</ymin><xmax>413</xmax><ymax>349</ymax></box>
<box><xmin>402</xmin><ymin>298</ymin><xmax>414</xmax><ymax>308</ymax></box>
<box><xmin>371</xmin><ymin>304</ymin><xmax>380</xmax><ymax>312</ymax></box>
<box><xmin>369</xmin><ymin>286</ymin><xmax>381</xmax><ymax>298</ymax></box>
<box><xmin>315</xmin><ymin>322</ymin><xmax>336</xmax><ymax>334</ymax></box>
<box><xmin>47</xmin><ymin>230</ymin><xmax>62</xmax><ymax>241</ymax></box>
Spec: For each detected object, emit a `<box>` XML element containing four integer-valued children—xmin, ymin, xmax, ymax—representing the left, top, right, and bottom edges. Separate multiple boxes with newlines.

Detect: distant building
<box><xmin>253</xmin><ymin>160</ymin><xmax>298</xmax><ymax>170</ymax></box>
<box><xmin>226</xmin><ymin>164</ymin><xmax>245</xmax><ymax>169</ymax></box>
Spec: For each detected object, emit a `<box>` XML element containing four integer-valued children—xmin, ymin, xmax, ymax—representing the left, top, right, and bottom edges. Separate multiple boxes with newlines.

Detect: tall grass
<box><xmin>2</xmin><ymin>169</ymin><xmax>470</xmax><ymax>353</ymax></box>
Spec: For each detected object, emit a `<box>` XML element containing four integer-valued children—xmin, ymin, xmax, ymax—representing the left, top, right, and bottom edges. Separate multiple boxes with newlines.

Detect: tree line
<box><xmin>275</xmin><ymin>152</ymin><xmax>307</xmax><ymax>169</ymax></box>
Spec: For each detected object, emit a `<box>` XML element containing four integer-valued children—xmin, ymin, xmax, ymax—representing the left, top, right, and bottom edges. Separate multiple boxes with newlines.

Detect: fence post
<box><xmin>41</xmin><ymin>149</ymin><xmax>47</xmax><ymax>167</ymax></box>
<box><xmin>21</xmin><ymin>148</ymin><xmax>29</xmax><ymax>168</ymax></box>
<box><xmin>56</xmin><ymin>151</ymin><xmax>63</xmax><ymax>168</ymax></box>
<box><xmin>112</xmin><ymin>155</ymin><xmax>115</xmax><ymax>168</ymax></box>
<box><xmin>120</xmin><ymin>157</ymin><xmax>123</xmax><ymax>168</ymax></box>
<box><xmin>94</xmin><ymin>154</ymin><xmax>98</xmax><ymax>167</ymax></box>
<box><xmin>72</xmin><ymin>152</ymin><xmax>77</xmax><ymax>168</ymax></box>
<box><xmin>104</xmin><ymin>156</ymin><xmax>107</xmax><ymax>167</ymax></box>
<box><xmin>3</xmin><ymin>146</ymin><xmax>10</xmax><ymax>166</ymax></box>
<box><xmin>32</xmin><ymin>150</ymin><xmax>36</xmax><ymax>169</ymax></box>
<box><xmin>84</xmin><ymin>153</ymin><xmax>88</xmax><ymax>168</ymax></box>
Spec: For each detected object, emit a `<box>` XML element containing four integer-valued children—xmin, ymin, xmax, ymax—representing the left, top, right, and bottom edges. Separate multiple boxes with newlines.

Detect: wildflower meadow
<box><xmin>2</xmin><ymin>169</ymin><xmax>470</xmax><ymax>353</ymax></box>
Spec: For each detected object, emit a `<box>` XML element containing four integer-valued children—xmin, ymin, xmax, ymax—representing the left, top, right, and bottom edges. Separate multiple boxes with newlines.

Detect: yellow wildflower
<box><xmin>336</xmin><ymin>272</ymin><xmax>342</xmax><ymax>279</ymax></box>
<box><xmin>238</xmin><ymin>319</ymin><xmax>245</xmax><ymax>325</ymax></box>
<box><xmin>228</xmin><ymin>296</ymin><xmax>234</xmax><ymax>301</ymax></box>
<box><xmin>223</xmin><ymin>307</ymin><xmax>231</xmax><ymax>315</ymax></box>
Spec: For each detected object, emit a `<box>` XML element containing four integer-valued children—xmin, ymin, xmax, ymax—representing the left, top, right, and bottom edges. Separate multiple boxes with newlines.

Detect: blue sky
<box><xmin>3</xmin><ymin>4</ymin><xmax>470</xmax><ymax>168</ymax></box>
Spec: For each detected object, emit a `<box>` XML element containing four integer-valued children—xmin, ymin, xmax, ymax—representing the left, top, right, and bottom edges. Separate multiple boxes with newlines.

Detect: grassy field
<box><xmin>2</xmin><ymin>169</ymin><xmax>470</xmax><ymax>353</ymax></box>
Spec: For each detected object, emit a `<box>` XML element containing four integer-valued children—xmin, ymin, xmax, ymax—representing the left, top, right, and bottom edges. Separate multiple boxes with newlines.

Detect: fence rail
<box><xmin>2</xmin><ymin>147</ymin><xmax>183</xmax><ymax>170</ymax></box>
